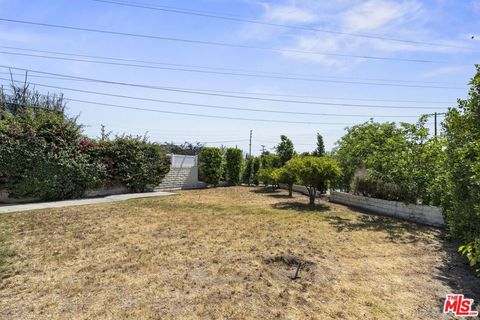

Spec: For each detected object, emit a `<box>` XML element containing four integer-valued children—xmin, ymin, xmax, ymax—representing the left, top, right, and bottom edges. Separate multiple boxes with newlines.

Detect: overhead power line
<box><xmin>0</xmin><ymin>66</ymin><xmax>453</xmax><ymax>110</ymax></box>
<box><xmin>91</xmin><ymin>0</ymin><xmax>477</xmax><ymax>52</ymax></box>
<box><xmin>65</xmin><ymin>97</ymin><xmax>357</xmax><ymax>125</ymax></box>
<box><xmin>0</xmin><ymin>70</ymin><xmax>456</xmax><ymax>105</ymax></box>
<box><xmin>0</xmin><ymin>50</ymin><xmax>466</xmax><ymax>89</ymax></box>
<box><xmin>0</xmin><ymin>17</ymin><xmax>452</xmax><ymax>64</ymax></box>
<box><xmin>0</xmin><ymin>45</ymin><xmax>465</xmax><ymax>86</ymax></box>
<box><xmin>1</xmin><ymin>76</ymin><xmax>432</xmax><ymax>118</ymax></box>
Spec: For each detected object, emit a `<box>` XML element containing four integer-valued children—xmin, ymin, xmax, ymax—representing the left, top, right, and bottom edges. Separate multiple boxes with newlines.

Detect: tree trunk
<box><xmin>288</xmin><ymin>184</ymin><xmax>293</xmax><ymax>197</ymax></box>
<box><xmin>308</xmin><ymin>187</ymin><xmax>316</xmax><ymax>205</ymax></box>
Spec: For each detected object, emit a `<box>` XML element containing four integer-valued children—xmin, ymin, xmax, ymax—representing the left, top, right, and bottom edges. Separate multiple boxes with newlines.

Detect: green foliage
<box><xmin>287</xmin><ymin>156</ymin><xmax>341</xmax><ymax>204</ymax></box>
<box><xmin>312</xmin><ymin>133</ymin><xmax>325</xmax><ymax>156</ymax></box>
<box><xmin>242</xmin><ymin>156</ymin><xmax>254</xmax><ymax>185</ymax></box>
<box><xmin>0</xmin><ymin>107</ymin><xmax>105</xmax><ymax>200</ymax></box>
<box><xmin>225</xmin><ymin>148</ymin><xmax>243</xmax><ymax>185</ymax></box>
<box><xmin>162</xmin><ymin>141</ymin><xmax>204</xmax><ymax>155</ymax></box>
<box><xmin>199</xmin><ymin>147</ymin><xmax>224</xmax><ymax>186</ymax></box>
<box><xmin>252</xmin><ymin>156</ymin><xmax>261</xmax><ymax>185</ymax></box>
<box><xmin>442</xmin><ymin>65</ymin><xmax>480</xmax><ymax>269</ymax></box>
<box><xmin>93</xmin><ymin>136</ymin><xmax>170</xmax><ymax>192</ymax></box>
<box><xmin>275</xmin><ymin>135</ymin><xmax>295</xmax><ymax>165</ymax></box>
<box><xmin>273</xmin><ymin>164</ymin><xmax>298</xmax><ymax>197</ymax></box>
<box><xmin>333</xmin><ymin>119</ymin><xmax>442</xmax><ymax>204</ymax></box>
<box><xmin>259</xmin><ymin>152</ymin><xmax>281</xmax><ymax>170</ymax></box>
<box><xmin>459</xmin><ymin>240</ymin><xmax>480</xmax><ymax>274</ymax></box>
<box><xmin>257</xmin><ymin>167</ymin><xmax>274</xmax><ymax>187</ymax></box>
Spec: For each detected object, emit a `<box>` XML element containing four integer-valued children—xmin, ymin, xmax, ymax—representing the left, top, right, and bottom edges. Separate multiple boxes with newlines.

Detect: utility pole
<box><xmin>249</xmin><ymin>130</ymin><xmax>253</xmax><ymax>157</ymax></box>
<box><xmin>426</xmin><ymin>112</ymin><xmax>445</xmax><ymax>137</ymax></box>
<box><xmin>260</xmin><ymin>145</ymin><xmax>266</xmax><ymax>154</ymax></box>
<box><xmin>100</xmin><ymin>124</ymin><xmax>106</xmax><ymax>141</ymax></box>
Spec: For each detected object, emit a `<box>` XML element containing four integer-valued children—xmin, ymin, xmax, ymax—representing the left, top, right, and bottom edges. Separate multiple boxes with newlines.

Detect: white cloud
<box><xmin>262</xmin><ymin>3</ymin><xmax>318</xmax><ymax>23</ymax></box>
<box><xmin>473</xmin><ymin>0</ymin><xmax>480</xmax><ymax>14</ymax></box>
<box><xmin>0</xmin><ymin>29</ymin><xmax>33</xmax><ymax>43</ymax></box>
<box><xmin>421</xmin><ymin>65</ymin><xmax>467</xmax><ymax>78</ymax></box>
<box><xmin>342</xmin><ymin>0</ymin><xmax>422</xmax><ymax>32</ymax></box>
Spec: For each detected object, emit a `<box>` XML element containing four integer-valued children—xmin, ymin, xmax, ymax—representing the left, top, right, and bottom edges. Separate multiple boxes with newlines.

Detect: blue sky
<box><xmin>0</xmin><ymin>0</ymin><xmax>479</xmax><ymax>154</ymax></box>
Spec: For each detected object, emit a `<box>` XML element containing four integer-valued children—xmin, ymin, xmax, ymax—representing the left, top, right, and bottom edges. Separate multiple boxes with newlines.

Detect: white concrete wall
<box><xmin>329</xmin><ymin>191</ymin><xmax>445</xmax><ymax>227</ymax></box>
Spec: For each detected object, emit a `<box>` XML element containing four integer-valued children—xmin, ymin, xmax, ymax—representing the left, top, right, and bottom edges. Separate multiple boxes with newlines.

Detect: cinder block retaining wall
<box><xmin>329</xmin><ymin>191</ymin><xmax>445</xmax><ymax>228</ymax></box>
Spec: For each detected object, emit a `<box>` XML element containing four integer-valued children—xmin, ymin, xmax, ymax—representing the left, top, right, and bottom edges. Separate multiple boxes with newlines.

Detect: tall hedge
<box><xmin>225</xmin><ymin>148</ymin><xmax>243</xmax><ymax>185</ymax></box>
<box><xmin>199</xmin><ymin>147</ymin><xmax>224</xmax><ymax>186</ymax></box>
<box><xmin>92</xmin><ymin>136</ymin><xmax>170</xmax><ymax>192</ymax></box>
<box><xmin>0</xmin><ymin>107</ymin><xmax>105</xmax><ymax>200</ymax></box>
<box><xmin>442</xmin><ymin>65</ymin><xmax>480</xmax><ymax>272</ymax></box>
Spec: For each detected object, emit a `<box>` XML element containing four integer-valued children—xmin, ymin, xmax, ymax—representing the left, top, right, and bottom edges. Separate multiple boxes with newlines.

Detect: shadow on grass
<box><xmin>272</xmin><ymin>201</ymin><xmax>330</xmax><ymax>212</ymax></box>
<box><xmin>268</xmin><ymin>194</ymin><xmax>293</xmax><ymax>199</ymax></box>
<box><xmin>435</xmin><ymin>240</ymin><xmax>480</xmax><ymax>310</ymax></box>
<box><xmin>325</xmin><ymin>214</ymin><xmax>423</xmax><ymax>242</ymax></box>
<box><xmin>250</xmin><ymin>188</ymin><xmax>280</xmax><ymax>194</ymax></box>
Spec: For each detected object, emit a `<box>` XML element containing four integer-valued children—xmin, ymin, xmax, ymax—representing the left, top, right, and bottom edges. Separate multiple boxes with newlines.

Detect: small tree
<box><xmin>225</xmin><ymin>148</ymin><xmax>243</xmax><ymax>185</ymax></box>
<box><xmin>273</xmin><ymin>165</ymin><xmax>298</xmax><ymax>197</ymax></box>
<box><xmin>257</xmin><ymin>168</ymin><xmax>274</xmax><ymax>188</ymax></box>
<box><xmin>312</xmin><ymin>133</ymin><xmax>325</xmax><ymax>156</ymax></box>
<box><xmin>275</xmin><ymin>135</ymin><xmax>295</xmax><ymax>165</ymax></box>
<box><xmin>288</xmin><ymin>156</ymin><xmax>341</xmax><ymax>205</ymax></box>
<box><xmin>199</xmin><ymin>147</ymin><xmax>224</xmax><ymax>187</ymax></box>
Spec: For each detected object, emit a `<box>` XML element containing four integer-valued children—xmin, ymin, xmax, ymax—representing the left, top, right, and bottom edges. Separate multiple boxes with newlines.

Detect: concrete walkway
<box><xmin>0</xmin><ymin>192</ymin><xmax>175</xmax><ymax>214</ymax></box>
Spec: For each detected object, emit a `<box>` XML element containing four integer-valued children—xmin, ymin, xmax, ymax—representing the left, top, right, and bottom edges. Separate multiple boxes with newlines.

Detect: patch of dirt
<box><xmin>264</xmin><ymin>254</ymin><xmax>316</xmax><ymax>281</ymax></box>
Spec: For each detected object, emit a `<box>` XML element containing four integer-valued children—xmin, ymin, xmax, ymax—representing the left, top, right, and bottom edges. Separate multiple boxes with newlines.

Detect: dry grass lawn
<box><xmin>0</xmin><ymin>187</ymin><xmax>479</xmax><ymax>319</ymax></box>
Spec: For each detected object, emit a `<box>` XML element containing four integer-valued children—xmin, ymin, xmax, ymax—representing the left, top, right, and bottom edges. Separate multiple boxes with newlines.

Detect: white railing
<box><xmin>169</xmin><ymin>154</ymin><xmax>198</xmax><ymax>168</ymax></box>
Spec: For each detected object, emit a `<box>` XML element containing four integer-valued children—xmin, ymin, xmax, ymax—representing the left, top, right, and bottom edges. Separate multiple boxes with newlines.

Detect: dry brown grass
<box><xmin>0</xmin><ymin>187</ymin><xmax>479</xmax><ymax>319</ymax></box>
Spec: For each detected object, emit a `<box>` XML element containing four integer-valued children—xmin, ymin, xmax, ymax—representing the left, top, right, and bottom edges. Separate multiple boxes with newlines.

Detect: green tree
<box><xmin>312</xmin><ymin>133</ymin><xmax>325</xmax><ymax>156</ymax></box>
<box><xmin>287</xmin><ymin>156</ymin><xmax>341</xmax><ymax>204</ymax></box>
<box><xmin>273</xmin><ymin>164</ymin><xmax>298</xmax><ymax>197</ymax></box>
<box><xmin>242</xmin><ymin>156</ymin><xmax>254</xmax><ymax>185</ymax></box>
<box><xmin>259</xmin><ymin>152</ymin><xmax>281</xmax><ymax>170</ymax></box>
<box><xmin>257</xmin><ymin>167</ymin><xmax>274</xmax><ymax>188</ymax></box>
<box><xmin>275</xmin><ymin>135</ymin><xmax>295</xmax><ymax>165</ymax></box>
<box><xmin>442</xmin><ymin>65</ymin><xmax>480</xmax><ymax>272</ymax></box>
<box><xmin>333</xmin><ymin>119</ymin><xmax>441</xmax><ymax>204</ymax></box>
<box><xmin>199</xmin><ymin>147</ymin><xmax>224</xmax><ymax>187</ymax></box>
<box><xmin>225</xmin><ymin>148</ymin><xmax>243</xmax><ymax>185</ymax></box>
<box><xmin>252</xmin><ymin>157</ymin><xmax>261</xmax><ymax>185</ymax></box>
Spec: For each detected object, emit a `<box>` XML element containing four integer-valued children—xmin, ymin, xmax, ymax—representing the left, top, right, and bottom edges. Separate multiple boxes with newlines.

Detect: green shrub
<box><xmin>199</xmin><ymin>147</ymin><xmax>224</xmax><ymax>186</ymax></box>
<box><xmin>351</xmin><ymin>170</ymin><xmax>415</xmax><ymax>203</ymax></box>
<box><xmin>93</xmin><ymin>136</ymin><xmax>170</xmax><ymax>192</ymax></box>
<box><xmin>225</xmin><ymin>148</ymin><xmax>243</xmax><ymax>185</ymax></box>
<box><xmin>0</xmin><ymin>107</ymin><xmax>105</xmax><ymax>200</ymax></box>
